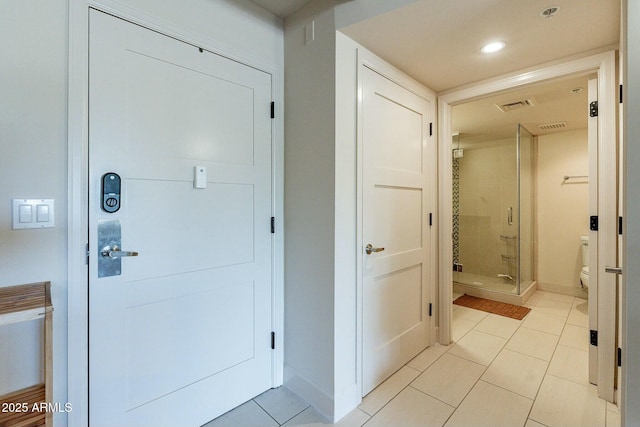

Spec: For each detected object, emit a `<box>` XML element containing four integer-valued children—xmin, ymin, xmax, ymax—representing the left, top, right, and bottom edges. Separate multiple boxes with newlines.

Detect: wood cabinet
<box><xmin>0</xmin><ymin>282</ymin><xmax>53</xmax><ymax>427</ymax></box>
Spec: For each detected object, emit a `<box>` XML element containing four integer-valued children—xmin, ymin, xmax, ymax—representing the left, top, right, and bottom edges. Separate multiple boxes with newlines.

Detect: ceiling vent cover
<box><xmin>538</xmin><ymin>121</ymin><xmax>567</xmax><ymax>131</ymax></box>
<box><xmin>496</xmin><ymin>99</ymin><xmax>535</xmax><ymax>112</ymax></box>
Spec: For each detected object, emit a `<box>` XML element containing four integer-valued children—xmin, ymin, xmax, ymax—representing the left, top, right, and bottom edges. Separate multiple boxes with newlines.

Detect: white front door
<box><xmin>88</xmin><ymin>10</ymin><xmax>273</xmax><ymax>427</ymax></box>
<box><xmin>361</xmin><ymin>63</ymin><xmax>435</xmax><ymax>395</ymax></box>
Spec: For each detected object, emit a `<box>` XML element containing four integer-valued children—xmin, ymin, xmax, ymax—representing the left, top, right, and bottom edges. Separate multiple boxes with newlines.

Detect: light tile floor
<box><xmin>204</xmin><ymin>290</ymin><xmax>620</xmax><ymax>427</ymax></box>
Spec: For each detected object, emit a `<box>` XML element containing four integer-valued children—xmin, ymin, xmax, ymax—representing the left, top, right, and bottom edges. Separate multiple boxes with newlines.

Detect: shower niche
<box><xmin>452</xmin><ymin>125</ymin><xmax>535</xmax><ymax>303</ymax></box>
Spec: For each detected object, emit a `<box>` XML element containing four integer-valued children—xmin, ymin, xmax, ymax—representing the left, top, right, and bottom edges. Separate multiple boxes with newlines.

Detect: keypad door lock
<box><xmin>102</xmin><ymin>173</ymin><xmax>121</xmax><ymax>213</ymax></box>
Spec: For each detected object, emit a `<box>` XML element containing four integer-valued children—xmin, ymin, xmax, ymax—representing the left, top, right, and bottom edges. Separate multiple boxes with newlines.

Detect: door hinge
<box><xmin>429</xmin><ymin>213</ymin><xmax>433</xmax><ymax>227</ymax></box>
<box><xmin>85</xmin><ymin>243</ymin><xmax>90</xmax><ymax>265</ymax></box>
<box><xmin>620</xmin><ymin>84</ymin><xmax>623</xmax><ymax>104</ymax></box>
<box><xmin>271</xmin><ymin>332</ymin><xmax>275</xmax><ymax>350</ymax></box>
<box><xmin>429</xmin><ymin>122</ymin><xmax>433</xmax><ymax>136</ymax></box>
<box><xmin>270</xmin><ymin>102</ymin><xmax>275</xmax><ymax>119</ymax></box>
<box><xmin>590</xmin><ymin>100</ymin><xmax>598</xmax><ymax>117</ymax></box>
<box><xmin>590</xmin><ymin>215</ymin><xmax>598</xmax><ymax>231</ymax></box>
<box><xmin>428</xmin><ymin>303</ymin><xmax>433</xmax><ymax>317</ymax></box>
<box><xmin>618</xmin><ymin>347</ymin><xmax>622</xmax><ymax>367</ymax></box>
<box><xmin>271</xmin><ymin>217</ymin><xmax>275</xmax><ymax>234</ymax></box>
<box><xmin>619</xmin><ymin>216</ymin><xmax>623</xmax><ymax>235</ymax></box>
<box><xmin>590</xmin><ymin>330</ymin><xmax>598</xmax><ymax>347</ymax></box>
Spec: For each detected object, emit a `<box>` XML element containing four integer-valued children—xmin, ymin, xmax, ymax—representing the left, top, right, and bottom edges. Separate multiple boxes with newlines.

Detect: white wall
<box><xmin>283</xmin><ymin>0</ymin><xmax>337</xmax><ymax>417</ymax></box>
<box><xmin>283</xmin><ymin>1</ymin><xmax>374</xmax><ymax>419</ymax></box>
<box><xmin>283</xmin><ymin>2</ymin><xmax>372</xmax><ymax>419</ymax></box>
<box><xmin>334</xmin><ymin>0</ymin><xmax>419</xmax><ymax>28</ymax></box>
<box><xmin>333</xmin><ymin>31</ymin><xmax>361</xmax><ymax>418</ymax></box>
<box><xmin>536</xmin><ymin>129</ymin><xmax>589</xmax><ymax>295</ymax></box>
<box><xmin>284</xmin><ymin>2</ymin><xmax>434</xmax><ymax>420</ymax></box>
<box><xmin>0</xmin><ymin>2</ymin><xmax>69</xmax><ymax>426</ymax></box>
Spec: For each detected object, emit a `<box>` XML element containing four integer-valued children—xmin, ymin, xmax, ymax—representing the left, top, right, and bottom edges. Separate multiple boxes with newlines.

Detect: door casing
<box><xmin>67</xmin><ymin>3</ymin><xmax>285</xmax><ymax>426</ymax></box>
<box><xmin>437</xmin><ymin>50</ymin><xmax>618</xmax><ymax>402</ymax></box>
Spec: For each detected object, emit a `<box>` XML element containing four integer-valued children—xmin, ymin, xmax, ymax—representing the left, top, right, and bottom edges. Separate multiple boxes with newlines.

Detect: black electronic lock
<box><xmin>101</xmin><ymin>173</ymin><xmax>121</xmax><ymax>213</ymax></box>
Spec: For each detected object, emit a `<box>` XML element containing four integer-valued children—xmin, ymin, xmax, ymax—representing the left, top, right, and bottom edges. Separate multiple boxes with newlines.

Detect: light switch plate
<box><xmin>12</xmin><ymin>199</ymin><xmax>55</xmax><ymax>229</ymax></box>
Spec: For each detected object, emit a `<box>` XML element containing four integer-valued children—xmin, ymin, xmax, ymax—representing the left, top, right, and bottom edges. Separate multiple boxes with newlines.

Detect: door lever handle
<box><xmin>101</xmin><ymin>245</ymin><xmax>139</xmax><ymax>259</ymax></box>
<box><xmin>605</xmin><ymin>266</ymin><xmax>623</xmax><ymax>275</ymax></box>
<box><xmin>365</xmin><ymin>244</ymin><xmax>385</xmax><ymax>255</ymax></box>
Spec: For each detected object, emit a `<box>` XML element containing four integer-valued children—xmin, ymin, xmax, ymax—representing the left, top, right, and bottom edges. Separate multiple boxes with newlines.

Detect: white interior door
<box><xmin>588</xmin><ymin>76</ymin><xmax>619</xmax><ymax>402</ymax></box>
<box><xmin>588</xmin><ymin>77</ymin><xmax>599</xmax><ymax>384</ymax></box>
<box><xmin>361</xmin><ymin>64</ymin><xmax>435</xmax><ymax>395</ymax></box>
<box><xmin>593</xmin><ymin>77</ymin><xmax>620</xmax><ymax>402</ymax></box>
<box><xmin>88</xmin><ymin>10</ymin><xmax>273</xmax><ymax>427</ymax></box>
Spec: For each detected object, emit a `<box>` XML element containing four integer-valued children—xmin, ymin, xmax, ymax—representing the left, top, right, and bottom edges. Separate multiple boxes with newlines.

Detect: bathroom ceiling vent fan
<box><xmin>496</xmin><ymin>98</ymin><xmax>535</xmax><ymax>113</ymax></box>
<box><xmin>538</xmin><ymin>121</ymin><xmax>567</xmax><ymax>131</ymax></box>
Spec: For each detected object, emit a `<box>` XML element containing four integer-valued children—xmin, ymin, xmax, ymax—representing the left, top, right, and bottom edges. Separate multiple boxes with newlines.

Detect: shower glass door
<box><xmin>452</xmin><ymin>124</ymin><xmax>534</xmax><ymax>296</ymax></box>
<box><xmin>453</xmin><ymin>132</ymin><xmax>519</xmax><ymax>293</ymax></box>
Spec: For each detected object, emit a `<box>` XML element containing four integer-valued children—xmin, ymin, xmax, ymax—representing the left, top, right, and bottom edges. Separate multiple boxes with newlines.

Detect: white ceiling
<box><xmin>341</xmin><ymin>0</ymin><xmax>620</xmax><ymax>93</ymax></box>
<box><xmin>452</xmin><ymin>74</ymin><xmax>591</xmax><ymax>143</ymax></box>
<box><xmin>340</xmin><ymin>0</ymin><xmax>619</xmax><ymax>139</ymax></box>
<box><xmin>249</xmin><ymin>0</ymin><xmax>310</xmax><ymax>17</ymax></box>
<box><xmin>253</xmin><ymin>0</ymin><xmax>620</xmax><ymax>139</ymax></box>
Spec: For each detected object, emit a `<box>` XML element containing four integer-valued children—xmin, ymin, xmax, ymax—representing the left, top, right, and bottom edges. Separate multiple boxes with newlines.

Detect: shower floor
<box><xmin>453</xmin><ymin>272</ymin><xmax>537</xmax><ymax>306</ymax></box>
<box><xmin>453</xmin><ymin>271</ymin><xmax>519</xmax><ymax>293</ymax></box>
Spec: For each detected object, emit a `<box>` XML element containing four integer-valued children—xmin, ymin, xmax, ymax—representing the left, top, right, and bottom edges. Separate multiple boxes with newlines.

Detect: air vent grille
<box><xmin>538</xmin><ymin>121</ymin><xmax>567</xmax><ymax>131</ymax></box>
<box><xmin>496</xmin><ymin>99</ymin><xmax>535</xmax><ymax>112</ymax></box>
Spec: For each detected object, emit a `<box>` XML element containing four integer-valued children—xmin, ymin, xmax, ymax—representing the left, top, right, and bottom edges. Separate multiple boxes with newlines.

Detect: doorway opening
<box><xmin>449</xmin><ymin>74</ymin><xmax>592</xmax><ymax>306</ymax></box>
<box><xmin>451</xmin><ymin>125</ymin><xmax>536</xmax><ymax>303</ymax></box>
<box><xmin>437</xmin><ymin>51</ymin><xmax>618</xmax><ymax>403</ymax></box>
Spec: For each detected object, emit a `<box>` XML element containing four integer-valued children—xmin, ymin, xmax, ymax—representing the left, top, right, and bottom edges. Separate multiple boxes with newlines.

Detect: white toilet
<box><xmin>580</xmin><ymin>235</ymin><xmax>589</xmax><ymax>289</ymax></box>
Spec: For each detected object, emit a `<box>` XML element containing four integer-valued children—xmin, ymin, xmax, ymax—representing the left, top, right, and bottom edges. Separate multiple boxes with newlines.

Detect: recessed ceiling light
<box><xmin>481</xmin><ymin>41</ymin><xmax>505</xmax><ymax>54</ymax></box>
<box><xmin>540</xmin><ymin>6</ymin><xmax>560</xmax><ymax>18</ymax></box>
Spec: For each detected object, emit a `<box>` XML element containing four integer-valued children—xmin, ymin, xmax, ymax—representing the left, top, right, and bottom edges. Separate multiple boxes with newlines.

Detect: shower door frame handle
<box><xmin>507</xmin><ymin>206</ymin><xmax>513</xmax><ymax>225</ymax></box>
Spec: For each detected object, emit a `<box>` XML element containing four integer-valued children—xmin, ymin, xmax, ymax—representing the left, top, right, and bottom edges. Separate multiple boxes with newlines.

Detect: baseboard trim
<box><xmin>536</xmin><ymin>281</ymin><xmax>589</xmax><ymax>298</ymax></box>
<box><xmin>284</xmin><ymin>365</ymin><xmax>334</xmax><ymax>421</ymax></box>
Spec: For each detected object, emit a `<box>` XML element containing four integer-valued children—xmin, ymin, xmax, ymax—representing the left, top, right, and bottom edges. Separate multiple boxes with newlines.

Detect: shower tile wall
<box><xmin>458</xmin><ymin>139</ymin><xmax>518</xmax><ymax>280</ymax></box>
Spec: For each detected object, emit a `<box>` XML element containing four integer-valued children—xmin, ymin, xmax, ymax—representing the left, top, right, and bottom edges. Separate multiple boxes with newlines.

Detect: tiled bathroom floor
<box><xmin>204</xmin><ymin>291</ymin><xmax>620</xmax><ymax>427</ymax></box>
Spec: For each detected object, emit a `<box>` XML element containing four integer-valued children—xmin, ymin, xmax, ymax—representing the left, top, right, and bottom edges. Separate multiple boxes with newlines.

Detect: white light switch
<box><xmin>194</xmin><ymin>166</ymin><xmax>207</xmax><ymax>189</ymax></box>
<box><xmin>36</xmin><ymin>204</ymin><xmax>50</xmax><ymax>222</ymax></box>
<box><xmin>13</xmin><ymin>199</ymin><xmax>55</xmax><ymax>229</ymax></box>
<box><xmin>19</xmin><ymin>205</ymin><xmax>33</xmax><ymax>223</ymax></box>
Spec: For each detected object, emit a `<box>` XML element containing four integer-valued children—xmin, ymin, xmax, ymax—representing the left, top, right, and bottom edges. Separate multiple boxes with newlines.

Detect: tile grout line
<box><xmin>359</xmin><ymin>367</ymin><xmax>423</xmax><ymax>418</ymax></box>
<box><xmin>364</xmin><ymin>293</ymin><xmax>591</xmax><ymax>427</ymax></box>
<box><xmin>361</xmin><ymin>341</ymin><xmax>465</xmax><ymax>425</ymax></box>
<box><xmin>251</xmin><ymin>398</ymin><xmax>287</xmax><ymax>426</ymax></box>
<box><xmin>252</xmin><ymin>395</ymin><xmax>310</xmax><ymax>426</ymax></box>
<box><xmin>432</xmin><ymin>316</ymin><xmax>495</xmax><ymax>426</ymax></box>
<box><xmin>523</xmin><ymin>295</ymin><xmax>576</xmax><ymax>426</ymax></box>
<box><xmin>406</xmin><ymin>383</ymin><xmax>457</xmax><ymax>411</ymax></box>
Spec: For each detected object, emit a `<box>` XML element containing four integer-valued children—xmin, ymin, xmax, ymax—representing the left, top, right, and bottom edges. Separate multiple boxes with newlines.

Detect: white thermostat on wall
<box><xmin>12</xmin><ymin>199</ymin><xmax>55</xmax><ymax>229</ymax></box>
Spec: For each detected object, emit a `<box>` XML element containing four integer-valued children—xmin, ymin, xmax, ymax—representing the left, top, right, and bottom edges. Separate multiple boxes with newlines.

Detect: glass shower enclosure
<box><xmin>452</xmin><ymin>124</ymin><xmax>534</xmax><ymax>296</ymax></box>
